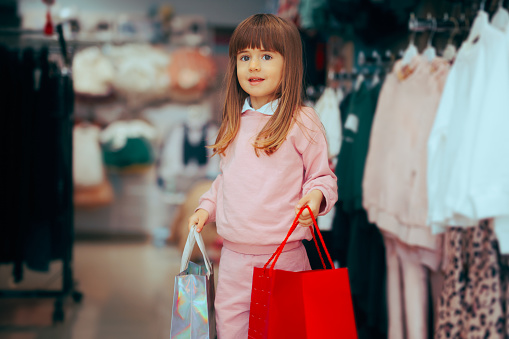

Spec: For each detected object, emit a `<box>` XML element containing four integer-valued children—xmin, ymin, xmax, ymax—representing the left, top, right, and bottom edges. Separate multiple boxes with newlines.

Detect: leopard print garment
<box><xmin>435</xmin><ymin>220</ymin><xmax>507</xmax><ymax>339</ymax></box>
<box><xmin>500</xmin><ymin>254</ymin><xmax>509</xmax><ymax>337</ymax></box>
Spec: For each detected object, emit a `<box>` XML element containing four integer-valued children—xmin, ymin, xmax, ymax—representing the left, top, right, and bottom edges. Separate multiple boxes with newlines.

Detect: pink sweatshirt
<box><xmin>197</xmin><ymin>105</ymin><xmax>338</xmax><ymax>254</ymax></box>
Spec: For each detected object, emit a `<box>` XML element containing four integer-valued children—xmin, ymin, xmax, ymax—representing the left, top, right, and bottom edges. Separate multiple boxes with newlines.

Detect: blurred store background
<box><xmin>0</xmin><ymin>1</ymin><xmax>268</xmax><ymax>338</ymax></box>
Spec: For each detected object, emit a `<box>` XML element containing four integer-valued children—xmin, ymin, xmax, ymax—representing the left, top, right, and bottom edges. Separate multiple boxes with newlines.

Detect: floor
<box><xmin>0</xmin><ymin>240</ymin><xmax>190</xmax><ymax>339</ymax></box>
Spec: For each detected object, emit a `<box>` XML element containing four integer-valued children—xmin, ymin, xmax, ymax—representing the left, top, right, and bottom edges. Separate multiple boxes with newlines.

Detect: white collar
<box><xmin>241</xmin><ymin>97</ymin><xmax>280</xmax><ymax>116</ymax></box>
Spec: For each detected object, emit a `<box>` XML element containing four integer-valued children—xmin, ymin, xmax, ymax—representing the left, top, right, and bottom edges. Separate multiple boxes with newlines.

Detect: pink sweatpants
<box><xmin>215</xmin><ymin>242</ymin><xmax>311</xmax><ymax>339</ymax></box>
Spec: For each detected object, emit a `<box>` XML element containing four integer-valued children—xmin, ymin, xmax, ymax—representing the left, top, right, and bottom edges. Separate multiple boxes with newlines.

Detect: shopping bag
<box><xmin>248</xmin><ymin>206</ymin><xmax>358</xmax><ymax>339</ymax></box>
<box><xmin>170</xmin><ymin>225</ymin><xmax>216</xmax><ymax>339</ymax></box>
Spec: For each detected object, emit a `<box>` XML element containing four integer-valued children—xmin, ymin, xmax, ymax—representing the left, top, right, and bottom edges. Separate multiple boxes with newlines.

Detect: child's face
<box><xmin>236</xmin><ymin>46</ymin><xmax>283</xmax><ymax>110</ymax></box>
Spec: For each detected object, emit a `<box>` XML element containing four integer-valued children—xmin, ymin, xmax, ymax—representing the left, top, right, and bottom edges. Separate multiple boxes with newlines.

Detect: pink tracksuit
<box><xmin>197</xmin><ymin>100</ymin><xmax>338</xmax><ymax>338</ymax></box>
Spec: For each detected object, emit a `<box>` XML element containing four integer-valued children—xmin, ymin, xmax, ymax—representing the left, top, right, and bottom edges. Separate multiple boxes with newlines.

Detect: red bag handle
<box><xmin>263</xmin><ymin>205</ymin><xmax>334</xmax><ymax>271</ymax></box>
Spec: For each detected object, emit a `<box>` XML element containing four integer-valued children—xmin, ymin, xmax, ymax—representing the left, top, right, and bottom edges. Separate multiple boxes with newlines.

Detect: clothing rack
<box><xmin>0</xmin><ymin>24</ymin><xmax>82</xmax><ymax>324</ymax></box>
<box><xmin>0</xmin><ymin>24</ymin><xmax>80</xmax><ymax>68</ymax></box>
<box><xmin>329</xmin><ymin>50</ymin><xmax>393</xmax><ymax>84</ymax></box>
<box><xmin>408</xmin><ymin>13</ymin><xmax>470</xmax><ymax>33</ymax></box>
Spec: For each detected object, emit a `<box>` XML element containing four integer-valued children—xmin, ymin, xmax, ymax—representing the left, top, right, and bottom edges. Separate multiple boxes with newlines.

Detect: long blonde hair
<box><xmin>210</xmin><ymin>14</ymin><xmax>304</xmax><ymax>156</ymax></box>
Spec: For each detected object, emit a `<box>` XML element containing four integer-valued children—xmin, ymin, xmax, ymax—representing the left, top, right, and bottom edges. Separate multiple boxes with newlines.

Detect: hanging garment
<box><xmin>72</xmin><ymin>46</ymin><xmax>115</xmax><ymax>97</ymax></box>
<box><xmin>0</xmin><ymin>45</ymin><xmax>30</xmax><ymax>280</ymax></box>
<box><xmin>166</xmin><ymin>47</ymin><xmax>216</xmax><ymax>103</ymax></box>
<box><xmin>157</xmin><ymin>114</ymin><xmax>219</xmax><ymax>196</ymax></box>
<box><xmin>314</xmin><ymin>87</ymin><xmax>343</xmax><ymax>161</ymax></box>
<box><xmin>26</xmin><ymin>46</ymin><xmax>62</xmax><ymax>273</ymax></box>
<box><xmin>0</xmin><ymin>44</ymin><xmax>74</xmax><ymax>281</ymax></box>
<box><xmin>108</xmin><ymin>44</ymin><xmax>171</xmax><ymax>106</ymax></box>
<box><xmin>100</xmin><ymin>119</ymin><xmax>156</xmax><ymax>172</ymax></box>
<box><xmin>500</xmin><ymin>255</ymin><xmax>509</xmax><ymax>336</ymax></box>
<box><xmin>363</xmin><ymin>56</ymin><xmax>449</xmax><ymax>255</ymax></box>
<box><xmin>435</xmin><ymin>220</ymin><xmax>507</xmax><ymax>339</ymax></box>
<box><xmin>73</xmin><ymin>123</ymin><xmax>114</xmax><ymax>208</ymax></box>
<box><xmin>332</xmin><ymin>204</ymin><xmax>388</xmax><ymax>339</ymax></box>
<box><xmin>383</xmin><ymin>232</ymin><xmax>442</xmax><ymax>339</ymax></box>
<box><xmin>332</xmin><ymin>84</ymin><xmax>387</xmax><ymax>339</ymax></box>
<box><xmin>427</xmin><ymin>12</ymin><xmax>509</xmax><ymax>249</ymax></box>
<box><xmin>15</xmin><ymin>48</ymin><xmax>38</xmax><ymax>278</ymax></box>
<box><xmin>73</xmin><ymin>124</ymin><xmax>104</xmax><ymax>187</ymax></box>
<box><xmin>337</xmin><ymin>81</ymin><xmax>382</xmax><ymax>213</ymax></box>
<box><xmin>183</xmin><ymin>123</ymin><xmax>208</xmax><ymax>166</ymax></box>
<box><xmin>491</xmin><ymin>6</ymin><xmax>509</xmax><ymax>31</ymax></box>
<box><xmin>361</xmin><ymin>56</ymin><xmax>450</xmax><ymax>339</ymax></box>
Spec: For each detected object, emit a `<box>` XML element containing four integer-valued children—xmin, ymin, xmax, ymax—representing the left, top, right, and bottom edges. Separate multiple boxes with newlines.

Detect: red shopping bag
<box><xmin>248</xmin><ymin>206</ymin><xmax>358</xmax><ymax>339</ymax></box>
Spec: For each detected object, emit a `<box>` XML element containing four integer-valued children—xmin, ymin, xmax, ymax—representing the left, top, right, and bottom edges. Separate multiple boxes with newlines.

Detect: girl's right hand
<box><xmin>188</xmin><ymin>209</ymin><xmax>209</xmax><ymax>233</ymax></box>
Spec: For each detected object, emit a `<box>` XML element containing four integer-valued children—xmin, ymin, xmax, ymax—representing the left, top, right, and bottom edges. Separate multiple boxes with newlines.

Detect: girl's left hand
<box><xmin>295</xmin><ymin>189</ymin><xmax>324</xmax><ymax>227</ymax></box>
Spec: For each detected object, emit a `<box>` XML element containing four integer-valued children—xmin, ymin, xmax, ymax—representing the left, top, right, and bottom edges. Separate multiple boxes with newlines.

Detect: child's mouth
<box><xmin>249</xmin><ymin>78</ymin><xmax>264</xmax><ymax>83</ymax></box>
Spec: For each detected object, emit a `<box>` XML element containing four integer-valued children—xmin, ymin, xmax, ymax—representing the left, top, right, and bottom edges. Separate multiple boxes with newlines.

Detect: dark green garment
<box><xmin>332</xmin><ymin>205</ymin><xmax>387</xmax><ymax>339</ymax></box>
<box><xmin>332</xmin><ymin>82</ymin><xmax>387</xmax><ymax>339</ymax></box>
<box><xmin>336</xmin><ymin>81</ymin><xmax>381</xmax><ymax>213</ymax></box>
<box><xmin>102</xmin><ymin>137</ymin><xmax>154</xmax><ymax>169</ymax></box>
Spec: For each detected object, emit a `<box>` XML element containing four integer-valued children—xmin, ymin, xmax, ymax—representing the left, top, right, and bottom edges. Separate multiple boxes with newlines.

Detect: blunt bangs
<box><xmin>229</xmin><ymin>15</ymin><xmax>286</xmax><ymax>58</ymax></box>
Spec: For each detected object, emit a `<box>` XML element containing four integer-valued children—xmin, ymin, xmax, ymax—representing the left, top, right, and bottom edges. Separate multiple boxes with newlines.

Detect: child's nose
<box><xmin>249</xmin><ymin>59</ymin><xmax>260</xmax><ymax>71</ymax></box>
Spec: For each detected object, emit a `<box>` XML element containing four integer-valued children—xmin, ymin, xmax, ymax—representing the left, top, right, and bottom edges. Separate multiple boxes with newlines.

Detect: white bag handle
<box><xmin>180</xmin><ymin>225</ymin><xmax>213</xmax><ymax>277</ymax></box>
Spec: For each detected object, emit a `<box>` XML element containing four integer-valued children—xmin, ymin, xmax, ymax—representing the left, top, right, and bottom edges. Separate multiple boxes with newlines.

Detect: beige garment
<box><xmin>384</xmin><ymin>234</ymin><xmax>430</xmax><ymax>339</ymax></box>
<box><xmin>362</xmin><ymin>56</ymin><xmax>449</xmax><ymax>261</ymax></box>
<box><xmin>169</xmin><ymin>180</ymin><xmax>219</xmax><ymax>262</ymax></box>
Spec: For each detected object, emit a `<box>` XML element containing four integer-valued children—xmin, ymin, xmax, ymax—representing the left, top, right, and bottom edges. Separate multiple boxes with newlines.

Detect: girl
<box><xmin>188</xmin><ymin>13</ymin><xmax>338</xmax><ymax>338</ymax></box>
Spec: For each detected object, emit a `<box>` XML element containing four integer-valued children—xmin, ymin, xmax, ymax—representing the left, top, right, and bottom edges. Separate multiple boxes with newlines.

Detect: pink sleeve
<box><xmin>299</xmin><ymin>109</ymin><xmax>338</xmax><ymax>215</ymax></box>
<box><xmin>196</xmin><ymin>173</ymin><xmax>222</xmax><ymax>223</ymax></box>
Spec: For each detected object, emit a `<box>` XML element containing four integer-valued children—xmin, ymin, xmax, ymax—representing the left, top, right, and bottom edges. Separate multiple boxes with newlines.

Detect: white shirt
<box><xmin>242</xmin><ymin>97</ymin><xmax>280</xmax><ymax>115</ymax></box>
<box><xmin>73</xmin><ymin>124</ymin><xmax>104</xmax><ymax>187</ymax></box>
<box><xmin>427</xmin><ymin>11</ymin><xmax>509</xmax><ymax>252</ymax></box>
<box><xmin>314</xmin><ymin>87</ymin><xmax>343</xmax><ymax>161</ymax></box>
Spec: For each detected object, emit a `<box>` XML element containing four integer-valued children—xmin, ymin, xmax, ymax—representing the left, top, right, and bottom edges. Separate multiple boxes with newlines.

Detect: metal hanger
<box><xmin>423</xmin><ymin>15</ymin><xmax>437</xmax><ymax>62</ymax></box>
<box><xmin>443</xmin><ymin>16</ymin><xmax>459</xmax><ymax>62</ymax></box>
<box><xmin>480</xmin><ymin>0</ymin><xmax>486</xmax><ymax>11</ymax></box>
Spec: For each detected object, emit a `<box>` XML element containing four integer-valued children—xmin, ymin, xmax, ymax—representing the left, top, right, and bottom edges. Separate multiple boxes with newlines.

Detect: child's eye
<box><xmin>239</xmin><ymin>55</ymin><xmax>250</xmax><ymax>61</ymax></box>
<box><xmin>262</xmin><ymin>54</ymin><xmax>272</xmax><ymax>60</ymax></box>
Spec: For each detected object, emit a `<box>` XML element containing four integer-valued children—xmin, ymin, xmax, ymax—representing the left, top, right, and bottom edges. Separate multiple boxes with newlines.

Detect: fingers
<box><xmin>188</xmin><ymin>215</ymin><xmax>199</xmax><ymax>232</ymax></box>
<box><xmin>295</xmin><ymin>202</ymin><xmax>311</xmax><ymax>217</ymax></box>
<box><xmin>296</xmin><ymin>203</ymin><xmax>318</xmax><ymax>218</ymax></box>
<box><xmin>298</xmin><ymin>218</ymin><xmax>313</xmax><ymax>227</ymax></box>
<box><xmin>295</xmin><ymin>189</ymin><xmax>323</xmax><ymax>220</ymax></box>
<box><xmin>195</xmin><ymin>219</ymin><xmax>205</xmax><ymax>233</ymax></box>
<box><xmin>298</xmin><ymin>213</ymin><xmax>314</xmax><ymax>227</ymax></box>
<box><xmin>296</xmin><ymin>206</ymin><xmax>317</xmax><ymax>227</ymax></box>
<box><xmin>188</xmin><ymin>209</ymin><xmax>209</xmax><ymax>233</ymax></box>
<box><xmin>295</xmin><ymin>196</ymin><xmax>310</xmax><ymax>214</ymax></box>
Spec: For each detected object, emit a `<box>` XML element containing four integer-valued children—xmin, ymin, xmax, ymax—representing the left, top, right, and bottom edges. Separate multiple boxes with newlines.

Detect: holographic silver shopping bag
<box><xmin>170</xmin><ymin>225</ymin><xmax>216</xmax><ymax>339</ymax></box>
